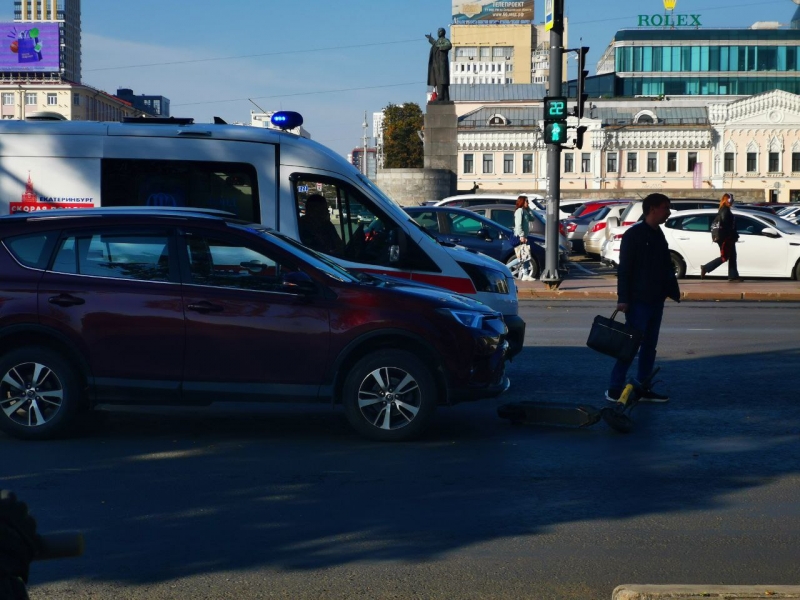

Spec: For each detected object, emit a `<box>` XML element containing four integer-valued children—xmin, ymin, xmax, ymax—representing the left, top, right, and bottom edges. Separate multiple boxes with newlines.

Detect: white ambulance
<box><xmin>0</xmin><ymin>116</ymin><xmax>525</xmax><ymax>356</ymax></box>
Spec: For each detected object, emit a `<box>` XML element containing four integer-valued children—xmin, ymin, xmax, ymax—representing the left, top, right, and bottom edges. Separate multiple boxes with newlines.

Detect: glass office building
<box><xmin>613</xmin><ymin>29</ymin><xmax>800</xmax><ymax>97</ymax></box>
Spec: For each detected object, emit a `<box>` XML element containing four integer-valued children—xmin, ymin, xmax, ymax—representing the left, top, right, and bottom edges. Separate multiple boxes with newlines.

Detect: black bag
<box><xmin>510</xmin><ymin>234</ymin><xmax>521</xmax><ymax>248</ymax></box>
<box><xmin>710</xmin><ymin>213</ymin><xmax>722</xmax><ymax>244</ymax></box>
<box><xmin>586</xmin><ymin>310</ymin><xmax>642</xmax><ymax>363</ymax></box>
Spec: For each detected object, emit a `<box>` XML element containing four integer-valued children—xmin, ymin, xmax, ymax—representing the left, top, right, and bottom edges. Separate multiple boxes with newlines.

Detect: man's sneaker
<box><xmin>605</xmin><ymin>389</ymin><xmax>621</xmax><ymax>403</ymax></box>
<box><xmin>640</xmin><ymin>388</ymin><xmax>669</xmax><ymax>403</ymax></box>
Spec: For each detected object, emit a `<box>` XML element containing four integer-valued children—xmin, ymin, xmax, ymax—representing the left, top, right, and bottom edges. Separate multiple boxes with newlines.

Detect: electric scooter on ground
<box><xmin>497</xmin><ymin>367</ymin><xmax>660</xmax><ymax>433</ymax></box>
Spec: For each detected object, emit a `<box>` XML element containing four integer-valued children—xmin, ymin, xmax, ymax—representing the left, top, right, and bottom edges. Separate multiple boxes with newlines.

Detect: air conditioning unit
<box><xmin>505</xmin><ymin>55</ymin><xmax>511</xmax><ymax>60</ymax></box>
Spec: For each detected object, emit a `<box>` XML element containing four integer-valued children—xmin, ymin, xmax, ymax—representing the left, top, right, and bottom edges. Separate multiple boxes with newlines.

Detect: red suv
<box><xmin>0</xmin><ymin>209</ymin><xmax>509</xmax><ymax>442</ymax></box>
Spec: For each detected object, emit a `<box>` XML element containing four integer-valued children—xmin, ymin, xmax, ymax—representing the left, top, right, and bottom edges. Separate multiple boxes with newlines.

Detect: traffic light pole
<box><xmin>541</xmin><ymin>0</ymin><xmax>564</xmax><ymax>289</ymax></box>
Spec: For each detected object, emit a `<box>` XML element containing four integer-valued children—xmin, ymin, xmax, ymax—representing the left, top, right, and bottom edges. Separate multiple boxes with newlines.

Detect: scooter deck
<box><xmin>497</xmin><ymin>401</ymin><xmax>603</xmax><ymax>428</ymax></box>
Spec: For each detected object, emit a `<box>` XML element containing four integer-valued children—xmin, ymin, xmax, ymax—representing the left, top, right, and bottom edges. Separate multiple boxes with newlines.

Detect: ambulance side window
<box><xmin>101</xmin><ymin>159</ymin><xmax>259</xmax><ymax>222</ymax></box>
<box><xmin>292</xmin><ymin>177</ymin><xmax>438</xmax><ymax>272</ymax></box>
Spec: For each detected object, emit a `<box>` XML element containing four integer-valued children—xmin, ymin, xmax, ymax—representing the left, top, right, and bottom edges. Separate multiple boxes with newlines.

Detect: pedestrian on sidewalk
<box><xmin>701</xmin><ymin>192</ymin><xmax>743</xmax><ymax>282</ymax></box>
<box><xmin>606</xmin><ymin>193</ymin><xmax>680</xmax><ymax>403</ymax></box>
<box><xmin>513</xmin><ymin>195</ymin><xmax>536</xmax><ymax>281</ymax></box>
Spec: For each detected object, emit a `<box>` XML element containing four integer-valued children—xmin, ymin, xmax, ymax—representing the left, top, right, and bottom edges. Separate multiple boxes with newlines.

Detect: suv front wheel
<box><xmin>342</xmin><ymin>349</ymin><xmax>438</xmax><ymax>442</ymax></box>
<box><xmin>0</xmin><ymin>347</ymin><xmax>81</xmax><ymax>440</ymax></box>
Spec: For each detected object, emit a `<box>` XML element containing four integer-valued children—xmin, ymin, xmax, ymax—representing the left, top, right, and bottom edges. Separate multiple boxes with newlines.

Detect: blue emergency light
<box><xmin>270</xmin><ymin>111</ymin><xmax>304</xmax><ymax>130</ymax></box>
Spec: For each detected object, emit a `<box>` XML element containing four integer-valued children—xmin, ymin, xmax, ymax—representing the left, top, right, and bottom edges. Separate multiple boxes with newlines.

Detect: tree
<box><xmin>382</xmin><ymin>103</ymin><xmax>423</xmax><ymax>168</ymax></box>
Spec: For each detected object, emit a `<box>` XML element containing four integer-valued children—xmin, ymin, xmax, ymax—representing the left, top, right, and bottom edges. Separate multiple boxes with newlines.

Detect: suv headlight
<box><xmin>457</xmin><ymin>261</ymin><xmax>509</xmax><ymax>294</ymax></box>
<box><xmin>436</xmin><ymin>308</ymin><xmax>485</xmax><ymax>329</ymax></box>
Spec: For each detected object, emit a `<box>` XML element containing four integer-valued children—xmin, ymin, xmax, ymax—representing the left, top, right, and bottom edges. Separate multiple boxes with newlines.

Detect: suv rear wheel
<box><xmin>342</xmin><ymin>349</ymin><xmax>437</xmax><ymax>442</ymax></box>
<box><xmin>0</xmin><ymin>347</ymin><xmax>81</xmax><ymax>440</ymax></box>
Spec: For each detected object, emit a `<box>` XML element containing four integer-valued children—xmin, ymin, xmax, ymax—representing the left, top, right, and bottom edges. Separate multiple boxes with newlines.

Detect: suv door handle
<box><xmin>48</xmin><ymin>294</ymin><xmax>85</xmax><ymax>307</ymax></box>
<box><xmin>187</xmin><ymin>301</ymin><xmax>224</xmax><ymax>313</ymax></box>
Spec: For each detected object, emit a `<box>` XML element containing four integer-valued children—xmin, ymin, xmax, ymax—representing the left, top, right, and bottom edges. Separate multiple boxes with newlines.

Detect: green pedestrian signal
<box><xmin>545</xmin><ymin>121</ymin><xmax>568</xmax><ymax>145</ymax></box>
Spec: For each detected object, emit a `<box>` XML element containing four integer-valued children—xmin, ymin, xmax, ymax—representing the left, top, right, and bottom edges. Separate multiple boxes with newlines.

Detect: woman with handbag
<box><xmin>700</xmin><ymin>192</ymin><xmax>743</xmax><ymax>282</ymax></box>
<box><xmin>513</xmin><ymin>195</ymin><xmax>536</xmax><ymax>281</ymax></box>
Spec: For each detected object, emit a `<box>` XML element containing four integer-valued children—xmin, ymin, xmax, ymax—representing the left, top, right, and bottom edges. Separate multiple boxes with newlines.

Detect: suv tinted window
<box><xmin>4</xmin><ymin>232</ymin><xmax>57</xmax><ymax>269</ymax></box>
<box><xmin>491</xmin><ymin>209</ymin><xmax>515</xmax><ymax>229</ymax></box>
<box><xmin>185</xmin><ymin>233</ymin><xmax>294</xmax><ymax>292</ymax></box>
<box><xmin>51</xmin><ymin>233</ymin><xmax>171</xmax><ymax>282</ymax></box>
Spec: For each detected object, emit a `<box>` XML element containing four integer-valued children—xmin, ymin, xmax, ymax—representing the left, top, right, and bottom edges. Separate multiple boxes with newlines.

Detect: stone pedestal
<box><xmin>423</xmin><ymin>102</ymin><xmax>457</xmax><ymax>196</ymax></box>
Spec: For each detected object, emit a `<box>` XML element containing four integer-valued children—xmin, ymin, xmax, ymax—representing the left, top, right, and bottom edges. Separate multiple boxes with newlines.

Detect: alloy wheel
<box><xmin>356</xmin><ymin>366</ymin><xmax>421</xmax><ymax>431</ymax></box>
<box><xmin>1</xmin><ymin>361</ymin><xmax>64</xmax><ymax>428</ymax></box>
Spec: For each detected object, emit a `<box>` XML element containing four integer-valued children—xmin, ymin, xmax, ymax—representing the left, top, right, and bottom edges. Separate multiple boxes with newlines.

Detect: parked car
<box><xmin>662</xmin><ymin>208</ymin><xmax>800</xmax><ymax>278</ymax></box>
<box><xmin>562</xmin><ymin>202</ymin><xmax>629</xmax><ymax>254</ymax></box>
<box><xmin>601</xmin><ymin>199</ymin><xmax>721</xmax><ymax>266</ymax></box>
<box><xmin>0</xmin><ymin>208</ymin><xmax>510</xmax><ymax>442</ymax></box>
<box><xmin>404</xmin><ymin>206</ymin><xmax>569</xmax><ymax>279</ymax></box>
<box><xmin>570</xmin><ymin>199</ymin><xmax>632</xmax><ymax>219</ymax></box>
<box><xmin>776</xmin><ymin>205</ymin><xmax>800</xmax><ymax>221</ymax></box>
<box><xmin>435</xmin><ymin>194</ymin><xmax>546</xmax><ymax>211</ymax></box>
<box><xmin>466</xmin><ymin>204</ymin><xmax>573</xmax><ymax>254</ymax></box>
<box><xmin>583</xmin><ymin>204</ymin><xmax>628</xmax><ymax>258</ymax></box>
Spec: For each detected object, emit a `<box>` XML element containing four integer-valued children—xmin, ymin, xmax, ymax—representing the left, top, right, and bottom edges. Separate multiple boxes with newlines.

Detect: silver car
<box><xmin>583</xmin><ymin>204</ymin><xmax>628</xmax><ymax>257</ymax></box>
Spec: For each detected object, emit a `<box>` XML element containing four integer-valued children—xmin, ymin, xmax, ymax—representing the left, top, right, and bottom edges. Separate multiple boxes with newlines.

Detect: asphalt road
<box><xmin>5</xmin><ymin>302</ymin><xmax>800</xmax><ymax>600</ymax></box>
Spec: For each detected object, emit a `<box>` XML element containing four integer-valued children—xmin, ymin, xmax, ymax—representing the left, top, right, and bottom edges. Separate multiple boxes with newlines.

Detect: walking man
<box><xmin>606</xmin><ymin>193</ymin><xmax>680</xmax><ymax>403</ymax></box>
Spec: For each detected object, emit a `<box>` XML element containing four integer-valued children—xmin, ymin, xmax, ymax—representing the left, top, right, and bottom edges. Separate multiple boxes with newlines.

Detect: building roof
<box><xmin>614</xmin><ymin>28</ymin><xmax>800</xmax><ymax>42</ymax></box>
<box><xmin>449</xmin><ymin>84</ymin><xmax>547</xmax><ymax>102</ymax></box>
<box><xmin>589</xmin><ymin>105</ymin><xmax>708</xmax><ymax>126</ymax></box>
<box><xmin>459</xmin><ymin>106</ymin><xmax>542</xmax><ymax>128</ymax></box>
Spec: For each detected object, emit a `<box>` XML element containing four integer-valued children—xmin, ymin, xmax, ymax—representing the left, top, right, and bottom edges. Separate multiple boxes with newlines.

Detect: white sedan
<box><xmin>663</xmin><ymin>208</ymin><xmax>800</xmax><ymax>279</ymax></box>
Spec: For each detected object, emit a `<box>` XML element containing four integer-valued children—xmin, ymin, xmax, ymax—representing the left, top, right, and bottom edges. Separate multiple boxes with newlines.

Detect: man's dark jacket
<box><xmin>617</xmin><ymin>221</ymin><xmax>680</xmax><ymax>305</ymax></box>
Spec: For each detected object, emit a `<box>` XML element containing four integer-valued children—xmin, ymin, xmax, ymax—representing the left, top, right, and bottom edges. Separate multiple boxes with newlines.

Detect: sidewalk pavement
<box><xmin>516</xmin><ymin>276</ymin><xmax>800</xmax><ymax>302</ymax></box>
<box><xmin>613</xmin><ymin>584</ymin><xmax>800</xmax><ymax>599</ymax></box>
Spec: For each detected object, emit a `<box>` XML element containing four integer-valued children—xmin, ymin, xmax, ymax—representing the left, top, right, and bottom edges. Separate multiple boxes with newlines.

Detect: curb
<box><xmin>613</xmin><ymin>585</ymin><xmax>800</xmax><ymax>599</ymax></box>
<box><xmin>515</xmin><ymin>285</ymin><xmax>800</xmax><ymax>302</ymax></box>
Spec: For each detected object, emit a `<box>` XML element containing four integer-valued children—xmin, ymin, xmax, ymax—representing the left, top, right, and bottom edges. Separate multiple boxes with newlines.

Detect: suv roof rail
<box><xmin>121</xmin><ymin>116</ymin><xmax>195</xmax><ymax>125</ymax></box>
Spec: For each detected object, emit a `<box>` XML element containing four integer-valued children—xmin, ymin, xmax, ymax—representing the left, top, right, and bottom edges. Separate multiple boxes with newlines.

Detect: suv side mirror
<box><xmin>281</xmin><ymin>271</ymin><xmax>316</xmax><ymax>294</ymax></box>
<box><xmin>478</xmin><ymin>227</ymin><xmax>494</xmax><ymax>241</ymax></box>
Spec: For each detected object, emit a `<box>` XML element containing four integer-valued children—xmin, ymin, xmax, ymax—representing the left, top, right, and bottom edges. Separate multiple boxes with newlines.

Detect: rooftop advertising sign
<box><xmin>0</xmin><ymin>22</ymin><xmax>60</xmax><ymax>73</ymax></box>
<box><xmin>453</xmin><ymin>0</ymin><xmax>534</xmax><ymax>23</ymax></box>
<box><xmin>638</xmin><ymin>0</ymin><xmax>702</xmax><ymax>27</ymax></box>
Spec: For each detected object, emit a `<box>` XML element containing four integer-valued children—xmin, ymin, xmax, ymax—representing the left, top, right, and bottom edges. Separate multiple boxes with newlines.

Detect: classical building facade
<box><xmin>0</xmin><ymin>81</ymin><xmax>141</xmax><ymax>120</ymax></box>
<box><xmin>453</xmin><ymin>86</ymin><xmax>800</xmax><ymax>202</ymax></box>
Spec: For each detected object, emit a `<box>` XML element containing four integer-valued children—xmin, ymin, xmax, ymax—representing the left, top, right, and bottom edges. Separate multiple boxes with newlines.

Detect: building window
<box><xmin>482</xmin><ymin>153</ymin><xmax>493</xmax><ymax>174</ymax></box>
<box><xmin>73</xmin><ymin>93</ymin><xmax>80</xmax><ymax>106</ymax></box>
<box><xmin>627</xmin><ymin>152</ymin><xmax>638</xmax><ymax>172</ymax></box>
<box><xmin>687</xmin><ymin>152</ymin><xmax>698</xmax><ymax>172</ymax></box>
<box><xmin>792</xmin><ymin>152</ymin><xmax>800</xmax><ymax>172</ymax></box>
<box><xmin>647</xmin><ymin>152</ymin><xmax>658</xmax><ymax>172</ymax></box>
<box><xmin>769</xmin><ymin>152</ymin><xmax>780</xmax><ymax>173</ymax></box>
<box><xmin>2</xmin><ymin>93</ymin><xmax>14</xmax><ymax>105</ymax></box>
<box><xmin>581</xmin><ymin>153</ymin><xmax>591</xmax><ymax>173</ymax></box>
<box><xmin>564</xmin><ymin>153</ymin><xmax>574</xmax><ymax>173</ymax></box>
<box><xmin>522</xmin><ymin>153</ymin><xmax>533</xmax><ymax>174</ymax></box>
<box><xmin>747</xmin><ymin>152</ymin><xmax>757</xmax><ymax>172</ymax></box>
<box><xmin>724</xmin><ymin>152</ymin><xmax>734</xmax><ymax>172</ymax></box>
<box><xmin>607</xmin><ymin>153</ymin><xmax>618</xmax><ymax>173</ymax></box>
<box><xmin>667</xmin><ymin>152</ymin><xmax>677</xmax><ymax>172</ymax></box>
<box><xmin>47</xmin><ymin>93</ymin><xmax>57</xmax><ymax>106</ymax></box>
<box><xmin>25</xmin><ymin>93</ymin><xmax>37</xmax><ymax>105</ymax></box>
<box><xmin>463</xmin><ymin>153</ymin><xmax>474</xmax><ymax>174</ymax></box>
<box><xmin>503</xmin><ymin>153</ymin><xmax>514</xmax><ymax>174</ymax></box>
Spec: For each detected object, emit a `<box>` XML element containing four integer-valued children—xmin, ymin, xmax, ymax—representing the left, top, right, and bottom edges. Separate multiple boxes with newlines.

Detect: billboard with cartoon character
<box><xmin>0</xmin><ymin>22</ymin><xmax>60</xmax><ymax>72</ymax></box>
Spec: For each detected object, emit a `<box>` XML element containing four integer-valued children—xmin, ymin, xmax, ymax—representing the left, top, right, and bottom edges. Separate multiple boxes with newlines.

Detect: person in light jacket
<box><xmin>513</xmin><ymin>195</ymin><xmax>536</xmax><ymax>281</ymax></box>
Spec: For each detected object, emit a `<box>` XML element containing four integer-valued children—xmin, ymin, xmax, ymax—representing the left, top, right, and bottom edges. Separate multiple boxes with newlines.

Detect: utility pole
<box><xmin>541</xmin><ymin>0</ymin><xmax>565</xmax><ymax>289</ymax></box>
<box><xmin>362</xmin><ymin>111</ymin><xmax>369</xmax><ymax>178</ymax></box>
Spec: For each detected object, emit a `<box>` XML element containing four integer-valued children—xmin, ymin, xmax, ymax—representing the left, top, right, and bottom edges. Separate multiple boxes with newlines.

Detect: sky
<box><xmin>2</xmin><ymin>0</ymin><xmax>798</xmax><ymax>158</ymax></box>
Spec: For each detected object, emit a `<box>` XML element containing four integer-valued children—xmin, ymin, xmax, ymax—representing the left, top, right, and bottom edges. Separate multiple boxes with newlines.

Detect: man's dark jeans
<box><xmin>608</xmin><ymin>301</ymin><xmax>664</xmax><ymax>393</ymax></box>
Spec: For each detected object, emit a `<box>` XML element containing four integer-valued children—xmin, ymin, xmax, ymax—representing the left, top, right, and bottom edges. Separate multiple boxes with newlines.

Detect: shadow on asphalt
<box><xmin>5</xmin><ymin>339</ymin><xmax>798</xmax><ymax>587</ymax></box>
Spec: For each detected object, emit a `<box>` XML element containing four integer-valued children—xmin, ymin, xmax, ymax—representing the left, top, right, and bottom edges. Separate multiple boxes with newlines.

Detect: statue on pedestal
<box><xmin>426</xmin><ymin>28</ymin><xmax>452</xmax><ymax>103</ymax></box>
